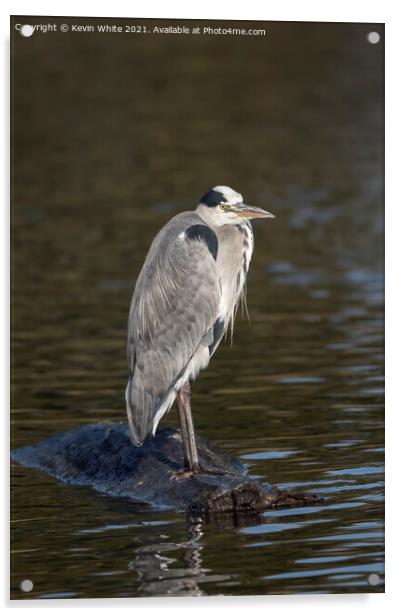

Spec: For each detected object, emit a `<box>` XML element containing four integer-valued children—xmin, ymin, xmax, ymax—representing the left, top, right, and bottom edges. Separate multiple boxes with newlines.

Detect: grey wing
<box><xmin>126</xmin><ymin>221</ymin><xmax>222</xmax><ymax>445</ymax></box>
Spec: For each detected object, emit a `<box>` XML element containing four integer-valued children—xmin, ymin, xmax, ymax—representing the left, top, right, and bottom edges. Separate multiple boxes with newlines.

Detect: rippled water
<box><xmin>11</xmin><ymin>18</ymin><xmax>384</xmax><ymax>597</ymax></box>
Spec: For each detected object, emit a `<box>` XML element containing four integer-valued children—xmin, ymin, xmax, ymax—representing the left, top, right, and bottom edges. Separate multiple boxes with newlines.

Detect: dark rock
<box><xmin>11</xmin><ymin>423</ymin><xmax>323</xmax><ymax>514</ymax></box>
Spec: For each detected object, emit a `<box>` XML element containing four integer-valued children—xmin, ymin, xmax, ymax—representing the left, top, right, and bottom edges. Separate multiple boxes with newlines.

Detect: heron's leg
<box><xmin>174</xmin><ymin>382</ymin><xmax>237</xmax><ymax>479</ymax></box>
<box><xmin>177</xmin><ymin>381</ymin><xmax>200</xmax><ymax>473</ymax></box>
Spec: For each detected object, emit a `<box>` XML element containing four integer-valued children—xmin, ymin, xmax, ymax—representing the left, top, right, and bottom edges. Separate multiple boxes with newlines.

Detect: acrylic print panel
<box><xmin>10</xmin><ymin>16</ymin><xmax>384</xmax><ymax>599</ymax></box>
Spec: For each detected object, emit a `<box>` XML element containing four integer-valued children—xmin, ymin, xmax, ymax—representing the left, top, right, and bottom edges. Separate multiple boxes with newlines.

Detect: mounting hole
<box><xmin>20</xmin><ymin>579</ymin><xmax>33</xmax><ymax>592</ymax></box>
<box><xmin>20</xmin><ymin>25</ymin><xmax>34</xmax><ymax>37</ymax></box>
<box><xmin>367</xmin><ymin>573</ymin><xmax>380</xmax><ymax>586</ymax></box>
<box><xmin>367</xmin><ymin>31</ymin><xmax>380</xmax><ymax>45</ymax></box>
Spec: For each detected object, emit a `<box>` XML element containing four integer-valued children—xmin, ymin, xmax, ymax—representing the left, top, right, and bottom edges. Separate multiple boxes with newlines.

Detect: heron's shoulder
<box><xmin>153</xmin><ymin>212</ymin><xmax>214</xmax><ymax>247</ymax></box>
<box><xmin>161</xmin><ymin>211</ymin><xmax>207</xmax><ymax>233</ymax></box>
<box><xmin>148</xmin><ymin>212</ymin><xmax>217</xmax><ymax>264</ymax></box>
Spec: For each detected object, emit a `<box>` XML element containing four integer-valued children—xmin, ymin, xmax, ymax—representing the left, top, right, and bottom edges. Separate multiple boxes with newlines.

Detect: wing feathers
<box><xmin>126</xmin><ymin>213</ymin><xmax>221</xmax><ymax>444</ymax></box>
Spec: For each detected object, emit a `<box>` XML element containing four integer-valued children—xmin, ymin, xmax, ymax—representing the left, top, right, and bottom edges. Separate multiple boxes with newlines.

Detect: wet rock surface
<box><xmin>12</xmin><ymin>423</ymin><xmax>323</xmax><ymax>514</ymax></box>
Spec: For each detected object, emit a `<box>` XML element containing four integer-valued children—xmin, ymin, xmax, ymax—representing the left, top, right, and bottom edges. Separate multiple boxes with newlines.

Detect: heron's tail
<box><xmin>125</xmin><ymin>379</ymin><xmax>147</xmax><ymax>446</ymax></box>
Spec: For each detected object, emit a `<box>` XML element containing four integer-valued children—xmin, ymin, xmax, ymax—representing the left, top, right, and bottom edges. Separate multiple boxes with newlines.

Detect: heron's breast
<box><xmin>216</xmin><ymin>223</ymin><xmax>254</xmax><ymax>321</ymax></box>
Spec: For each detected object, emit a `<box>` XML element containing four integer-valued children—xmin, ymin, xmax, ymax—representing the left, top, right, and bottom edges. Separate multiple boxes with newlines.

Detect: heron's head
<box><xmin>196</xmin><ymin>186</ymin><xmax>274</xmax><ymax>227</ymax></box>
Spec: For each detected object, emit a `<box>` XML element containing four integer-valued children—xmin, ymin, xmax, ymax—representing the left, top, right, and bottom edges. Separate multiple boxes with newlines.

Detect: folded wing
<box><xmin>126</xmin><ymin>215</ymin><xmax>223</xmax><ymax>445</ymax></box>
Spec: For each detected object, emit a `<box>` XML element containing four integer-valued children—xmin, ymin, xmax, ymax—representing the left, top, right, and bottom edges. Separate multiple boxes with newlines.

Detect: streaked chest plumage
<box><xmin>215</xmin><ymin>221</ymin><xmax>254</xmax><ymax>324</ymax></box>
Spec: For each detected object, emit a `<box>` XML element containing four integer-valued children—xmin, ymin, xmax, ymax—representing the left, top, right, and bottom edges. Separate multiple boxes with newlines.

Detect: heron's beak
<box><xmin>233</xmin><ymin>203</ymin><xmax>275</xmax><ymax>219</ymax></box>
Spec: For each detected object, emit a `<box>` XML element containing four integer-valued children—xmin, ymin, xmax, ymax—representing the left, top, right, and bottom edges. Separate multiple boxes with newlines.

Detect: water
<box><xmin>11</xmin><ymin>18</ymin><xmax>384</xmax><ymax>597</ymax></box>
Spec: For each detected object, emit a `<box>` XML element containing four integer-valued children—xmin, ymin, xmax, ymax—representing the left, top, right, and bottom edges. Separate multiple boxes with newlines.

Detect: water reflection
<box><xmin>128</xmin><ymin>509</ymin><xmax>281</xmax><ymax>596</ymax></box>
<box><xmin>131</xmin><ymin>522</ymin><xmax>205</xmax><ymax>596</ymax></box>
<box><xmin>130</xmin><ymin>521</ymin><xmax>225</xmax><ymax>596</ymax></box>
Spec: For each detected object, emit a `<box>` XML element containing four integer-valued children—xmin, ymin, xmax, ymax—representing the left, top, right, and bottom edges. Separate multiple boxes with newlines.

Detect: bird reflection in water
<box><xmin>129</xmin><ymin>512</ymin><xmax>264</xmax><ymax>596</ymax></box>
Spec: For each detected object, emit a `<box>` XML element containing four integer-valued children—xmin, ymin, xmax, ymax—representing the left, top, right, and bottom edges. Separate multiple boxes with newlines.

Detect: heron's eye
<box><xmin>219</xmin><ymin>203</ymin><xmax>227</xmax><ymax>211</ymax></box>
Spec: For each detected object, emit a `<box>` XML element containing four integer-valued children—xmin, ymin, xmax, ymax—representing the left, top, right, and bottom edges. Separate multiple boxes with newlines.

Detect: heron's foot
<box><xmin>170</xmin><ymin>468</ymin><xmax>200</xmax><ymax>482</ymax></box>
<box><xmin>198</xmin><ymin>465</ymin><xmax>239</xmax><ymax>477</ymax></box>
<box><xmin>170</xmin><ymin>465</ymin><xmax>239</xmax><ymax>481</ymax></box>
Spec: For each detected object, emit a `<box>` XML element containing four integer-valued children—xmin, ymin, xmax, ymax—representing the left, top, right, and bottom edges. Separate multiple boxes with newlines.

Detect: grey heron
<box><xmin>126</xmin><ymin>186</ymin><xmax>274</xmax><ymax>475</ymax></box>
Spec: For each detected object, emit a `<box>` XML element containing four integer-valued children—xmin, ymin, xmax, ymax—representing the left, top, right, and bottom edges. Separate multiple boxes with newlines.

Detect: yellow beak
<box><xmin>233</xmin><ymin>203</ymin><xmax>275</xmax><ymax>219</ymax></box>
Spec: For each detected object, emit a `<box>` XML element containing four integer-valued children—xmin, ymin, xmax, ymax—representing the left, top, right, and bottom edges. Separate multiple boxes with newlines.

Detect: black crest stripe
<box><xmin>200</xmin><ymin>189</ymin><xmax>227</xmax><ymax>208</ymax></box>
<box><xmin>185</xmin><ymin>224</ymin><xmax>218</xmax><ymax>260</ymax></box>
